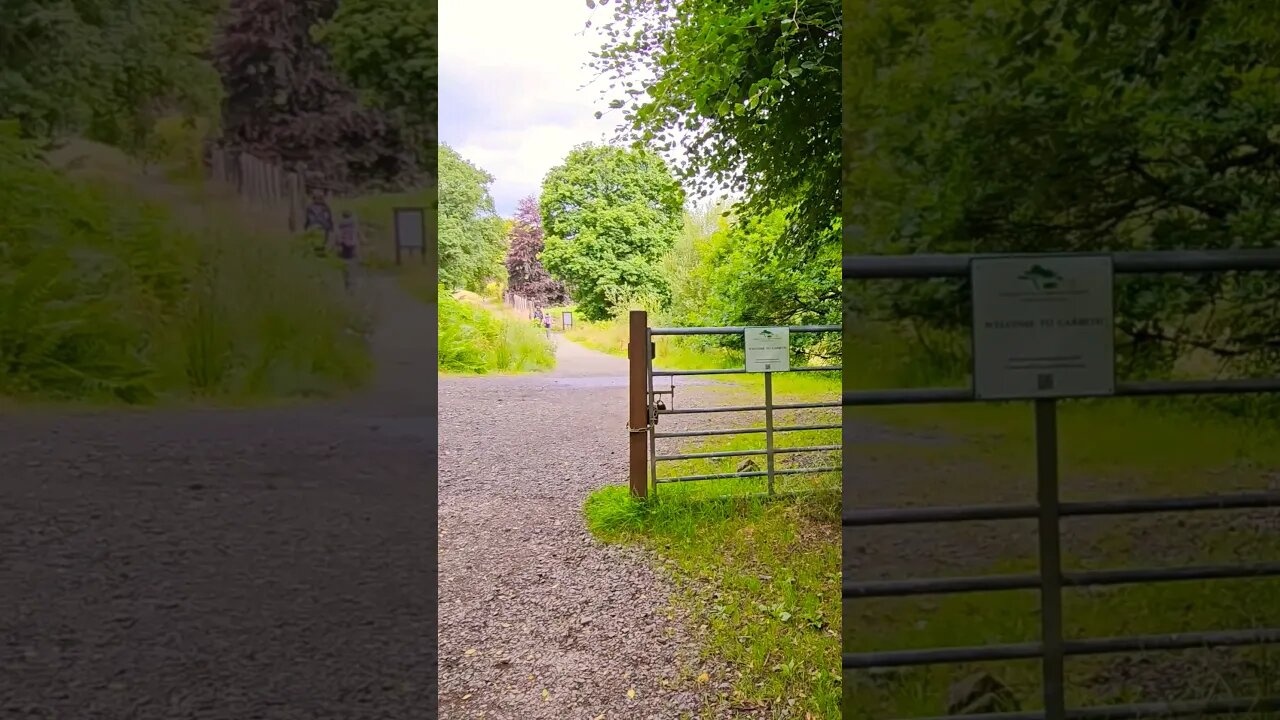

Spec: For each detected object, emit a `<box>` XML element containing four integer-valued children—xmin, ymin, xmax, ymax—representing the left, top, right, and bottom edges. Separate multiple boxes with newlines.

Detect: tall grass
<box><xmin>0</xmin><ymin>132</ymin><xmax>370</xmax><ymax>403</ymax></box>
<box><xmin>429</xmin><ymin>285</ymin><xmax>554</xmax><ymax>374</ymax></box>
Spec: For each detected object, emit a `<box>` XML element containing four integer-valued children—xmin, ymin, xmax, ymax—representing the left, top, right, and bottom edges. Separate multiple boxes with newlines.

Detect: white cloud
<box><xmin>440</xmin><ymin>0</ymin><xmax>617</xmax><ymax>216</ymax></box>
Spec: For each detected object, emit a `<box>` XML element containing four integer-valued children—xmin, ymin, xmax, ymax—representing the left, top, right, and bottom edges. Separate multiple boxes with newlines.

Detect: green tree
<box><xmin>0</xmin><ymin>0</ymin><xmax>224</xmax><ymax>146</ymax></box>
<box><xmin>665</xmin><ymin>207</ymin><xmax>840</xmax><ymax>359</ymax></box>
<box><xmin>315</xmin><ymin>0</ymin><xmax>437</xmax><ymax>171</ymax></box>
<box><xmin>438</xmin><ymin>143</ymin><xmax>505</xmax><ymax>291</ymax></box>
<box><xmin>592</xmin><ymin>0</ymin><xmax>839</xmax><ymax>256</ymax></box>
<box><xmin>845</xmin><ymin>0</ymin><xmax>1280</xmax><ymax>379</ymax></box>
<box><xmin>539</xmin><ymin>143</ymin><xmax>685</xmax><ymax>321</ymax></box>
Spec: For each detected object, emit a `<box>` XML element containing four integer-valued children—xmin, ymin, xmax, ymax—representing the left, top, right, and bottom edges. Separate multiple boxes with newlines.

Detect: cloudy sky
<box><xmin>439</xmin><ymin>0</ymin><xmax>620</xmax><ymax>218</ymax></box>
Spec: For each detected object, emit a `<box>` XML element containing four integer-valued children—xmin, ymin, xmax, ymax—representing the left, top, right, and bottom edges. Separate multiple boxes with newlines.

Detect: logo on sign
<box><xmin>1018</xmin><ymin>264</ymin><xmax>1065</xmax><ymax>291</ymax></box>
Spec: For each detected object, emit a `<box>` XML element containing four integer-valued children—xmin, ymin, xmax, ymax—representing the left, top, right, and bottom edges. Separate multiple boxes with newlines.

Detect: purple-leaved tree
<box><xmin>505</xmin><ymin>196</ymin><xmax>568</xmax><ymax>306</ymax></box>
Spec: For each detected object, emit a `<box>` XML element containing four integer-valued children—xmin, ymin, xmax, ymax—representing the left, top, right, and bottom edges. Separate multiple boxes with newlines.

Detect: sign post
<box><xmin>969</xmin><ymin>253</ymin><xmax>1115</xmax><ymax>720</ymax></box>
<box><xmin>744</xmin><ymin>327</ymin><xmax>790</xmax><ymax>373</ymax></box>
<box><xmin>562</xmin><ymin>311</ymin><xmax>573</xmax><ymax>330</ymax></box>
<box><xmin>745</xmin><ymin>327</ymin><xmax>790</xmax><ymax>494</ymax></box>
<box><xmin>970</xmin><ymin>255</ymin><xmax>1115</xmax><ymax>400</ymax></box>
<box><xmin>393</xmin><ymin>207</ymin><xmax>428</xmax><ymax>268</ymax></box>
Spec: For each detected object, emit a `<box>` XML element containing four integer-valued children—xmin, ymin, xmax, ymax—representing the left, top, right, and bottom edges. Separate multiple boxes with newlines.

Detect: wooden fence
<box><xmin>207</xmin><ymin>147</ymin><xmax>308</xmax><ymax>233</ymax></box>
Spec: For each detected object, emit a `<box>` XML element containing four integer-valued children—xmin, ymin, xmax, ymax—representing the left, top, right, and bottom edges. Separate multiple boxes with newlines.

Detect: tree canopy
<box><xmin>0</xmin><ymin>0</ymin><xmax>224</xmax><ymax>148</ymax></box>
<box><xmin>316</xmin><ymin>0</ymin><xmax>437</xmax><ymax>173</ymax></box>
<box><xmin>213</xmin><ymin>0</ymin><xmax>420</xmax><ymax>192</ymax></box>
<box><xmin>504</xmin><ymin>197</ymin><xmax>568</xmax><ymax>307</ymax></box>
<box><xmin>539</xmin><ymin>143</ymin><xmax>685</xmax><ymax>321</ymax></box>
<box><xmin>592</xmin><ymin>0</ymin><xmax>840</xmax><ymax>255</ymax></box>
<box><xmin>845</xmin><ymin>0</ymin><xmax>1280</xmax><ymax>377</ymax></box>
<box><xmin>438</xmin><ymin>144</ymin><xmax>505</xmax><ymax>291</ymax></box>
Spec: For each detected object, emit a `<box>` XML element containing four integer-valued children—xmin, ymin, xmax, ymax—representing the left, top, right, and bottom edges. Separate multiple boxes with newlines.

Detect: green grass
<box><xmin>584</xmin><ymin>333</ymin><xmax>842</xmax><ymax>718</ymax></box>
<box><xmin>1</xmin><ymin>133</ymin><xmax>371</xmax><ymax>404</ymax></box>
<box><xmin>424</xmin><ymin>283</ymin><xmax>554</xmax><ymax>375</ymax></box>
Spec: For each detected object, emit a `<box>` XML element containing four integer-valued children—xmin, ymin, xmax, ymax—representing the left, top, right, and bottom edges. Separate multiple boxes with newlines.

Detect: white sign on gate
<box><xmin>562</xmin><ymin>311</ymin><xmax>573</xmax><ymax>329</ymax></box>
<box><xmin>970</xmin><ymin>255</ymin><xmax>1115</xmax><ymax>400</ymax></box>
<box><xmin>744</xmin><ymin>327</ymin><xmax>790</xmax><ymax>373</ymax></box>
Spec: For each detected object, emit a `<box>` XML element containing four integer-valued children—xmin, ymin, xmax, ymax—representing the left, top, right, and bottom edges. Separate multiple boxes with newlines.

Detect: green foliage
<box><xmin>0</xmin><ymin>0</ymin><xmax>224</xmax><ymax>147</ymax></box>
<box><xmin>539</xmin><ymin>143</ymin><xmax>685</xmax><ymax>321</ymax></box>
<box><xmin>666</xmin><ymin>207</ymin><xmax>841</xmax><ymax>359</ymax></box>
<box><xmin>845</xmin><ymin>0</ymin><xmax>1280</xmax><ymax>381</ymax></box>
<box><xmin>435</xmin><ymin>287</ymin><xmax>554</xmax><ymax>374</ymax></box>
<box><xmin>592</xmin><ymin>0</ymin><xmax>840</xmax><ymax>256</ymax></box>
<box><xmin>316</xmin><ymin>0</ymin><xmax>437</xmax><ymax>163</ymax></box>
<box><xmin>438</xmin><ymin>144</ymin><xmax>505</xmax><ymax>291</ymax></box>
<box><xmin>0</xmin><ymin>134</ymin><xmax>369</xmax><ymax>402</ymax></box>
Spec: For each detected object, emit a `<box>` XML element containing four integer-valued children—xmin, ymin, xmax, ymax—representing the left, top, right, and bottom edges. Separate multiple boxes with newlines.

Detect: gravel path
<box><xmin>1</xmin><ymin>274</ymin><xmax>438</xmax><ymax>719</ymax></box>
<box><xmin>437</xmin><ymin>335</ymin><xmax>723</xmax><ymax>720</ymax></box>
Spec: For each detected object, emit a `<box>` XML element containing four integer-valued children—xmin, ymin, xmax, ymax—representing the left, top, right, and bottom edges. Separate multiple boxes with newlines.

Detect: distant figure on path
<box><xmin>336</xmin><ymin>210</ymin><xmax>360</xmax><ymax>290</ymax></box>
<box><xmin>543</xmin><ymin>312</ymin><xmax>552</xmax><ymax>338</ymax></box>
<box><xmin>304</xmin><ymin>189</ymin><xmax>334</xmax><ymax>252</ymax></box>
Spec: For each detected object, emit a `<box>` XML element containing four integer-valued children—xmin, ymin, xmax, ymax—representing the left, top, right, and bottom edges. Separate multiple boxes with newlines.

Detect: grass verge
<box><xmin>584</xmin><ymin>332</ymin><xmax>842</xmax><ymax>718</ymax></box>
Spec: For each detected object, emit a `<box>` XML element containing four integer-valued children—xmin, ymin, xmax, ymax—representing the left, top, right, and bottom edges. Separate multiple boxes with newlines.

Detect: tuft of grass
<box><xmin>425</xmin><ymin>284</ymin><xmax>554</xmax><ymax>375</ymax></box>
<box><xmin>586</xmin><ymin>484</ymin><xmax>841</xmax><ymax>718</ymax></box>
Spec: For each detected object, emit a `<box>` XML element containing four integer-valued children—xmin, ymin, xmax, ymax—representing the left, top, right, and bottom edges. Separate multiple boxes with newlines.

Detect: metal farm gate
<box><xmin>624</xmin><ymin>310</ymin><xmax>842</xmax><ymax>498</ymax></box>
<box><xmin>842</xmin><ymin>249</ymin><xmax>1280</xmax><ymax>720</ymax></box>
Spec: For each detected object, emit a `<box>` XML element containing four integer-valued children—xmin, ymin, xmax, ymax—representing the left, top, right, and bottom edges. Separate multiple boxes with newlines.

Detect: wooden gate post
<box><xmin>627</xmin><ymin>310</ymin><xmax>649</xmax><ymax>499</ymax></box>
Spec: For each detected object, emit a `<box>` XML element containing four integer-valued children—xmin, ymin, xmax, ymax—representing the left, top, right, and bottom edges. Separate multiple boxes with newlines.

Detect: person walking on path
<box><xmin>542</xmin><ymin>312</ymin><xmax>552</xmax><ymax>338</ymax></box>
<box><xmin>304</xmin><ymin>189</ymin><xmax>335</xmax><ymax>254</ymax></box>
<box><xmin>335</xmin><ymin>210</ymin><xmax>361</xmax><ymax>291</ymax></box>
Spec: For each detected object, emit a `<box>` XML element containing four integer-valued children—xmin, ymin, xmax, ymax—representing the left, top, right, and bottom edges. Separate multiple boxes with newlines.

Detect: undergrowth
<box><xmin>0</xmin><ymin>131</ymin><xmax>369</xmax><ymax>403</ymax></box>
<box><xmin>429</xmin><ymin>284</ymin><xmax>554</xmax><ymax>375</ymax></box>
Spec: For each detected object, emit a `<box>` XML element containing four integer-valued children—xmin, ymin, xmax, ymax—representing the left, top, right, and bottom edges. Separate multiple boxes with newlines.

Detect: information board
<box><xmin>970</xmin><ymin>255</ymin><xmax>1115</xmax><ymax>400</ymax></box>
<box><xmin>744</xmin><ymin>327</ymin><xmax>790</xmax><ymax>373</ymax></box>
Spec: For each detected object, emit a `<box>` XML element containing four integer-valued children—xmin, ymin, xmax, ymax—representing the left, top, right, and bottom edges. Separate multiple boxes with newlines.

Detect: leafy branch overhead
<box><xmin>590</xmin><ymin>0</ymin><xmax>840</xmax><ymax>255</ymax></box>
<box><xmin>845</xmin><ymin>0</ymin><xmax>1280</xmax><ymax>378</ymax></box>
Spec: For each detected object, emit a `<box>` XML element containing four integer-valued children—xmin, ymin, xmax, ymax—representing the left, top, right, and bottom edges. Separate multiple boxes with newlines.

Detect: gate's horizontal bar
<box><xmin>1065</xmin><ymin>561</ymin><xmax>1280</xmax><ymax>588</ymax></box>
<box><xmin>651</xmin><ymin>325</ymin><xmax>840</xmax><ymax>335</ymax></box>
<box><xmin>842</xmin><ymin>561</ymin><xmax>1280</xmax><ymax>598</ymax></box>
<box><xmin>658</xmin><ymin>469</ymin><xmax>767</xmax><ymax>483</ymax></box>
<box><xmin>842</xmin><ymin>491</ymin><xmax>1280</xmax><ymax>527</ymax></box>
<box><xmin>843</xmin><ymin>378</ymin><xmax>1280</xmax><ymax>407</ymax></box>
<box><xmin>660</xmin><ymin>400</ymin><xmax>841</xmax><ymax>415</ymax></box>
<box><xmin>897</xmin><ymin>695</ymin><xmax>1280</xmax><ymax>720</ymax></box>
<box><xmin>843</xmin><ymin>573</ymin><xmax>1039</xmax><ymax>598</ymax></box>
<box><xmin>657</xmin><ymin>465</ymin><xmax>843</xmax><ymax>484</ymax></box>
<box><xmin>842</xmin><ymin>248</ymin><xmax>1280</xmax><ymax>280</ymax></box>
<box><xmin>843</xmin><ymin>503</ymin><xmax>1038</xmax><ymax>526</ymax></box>
<box><xmin>1067</xmin><ymin>695</ymin><xmax>1280</xmax><ymax>719</ymax></box>
<box><xmin>842</xmin><ymin>627</ymin><xmax>1280</xmax><ymax>670</ymax></box>
<box><xmin>843</xmin><ymin>641</ymin><xmax>1042</xmax><ymax>669</ymax></box>
<box><xmin>656</xmin><ymin>444</ymin><xmax>842</xmax><ymax>462</ymax></box>
<box><xmin>653</xmin><ymin>423</ymin><xmax>841</xmax><ymax>439</ymax></box>
<box><xmin>653</xmin><ymin>365</ymin><xmax>841</xmax><ymax>377</ymax></box>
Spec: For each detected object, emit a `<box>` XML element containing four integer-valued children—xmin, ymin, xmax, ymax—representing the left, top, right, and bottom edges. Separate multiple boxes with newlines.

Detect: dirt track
<box><xmin>1</xmin><ymin>275</ymin><xmax>438</xmax><ymax>719</ymax></box>
<box><xmin>437</xmin><ymin>337</ymin><xmax>716</xmax><ymax>719</ymax></box>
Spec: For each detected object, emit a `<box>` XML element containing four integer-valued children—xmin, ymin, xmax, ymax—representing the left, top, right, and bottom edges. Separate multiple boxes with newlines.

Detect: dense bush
<box><xmin>0</xmin><ymin>132</ymin><xmax>370</xmax><ymax>402</ymax></box>
<box><xmin>437</xmin><ymin>286</ymin><xmax>554</xmax><ymax>374</ymax></box>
